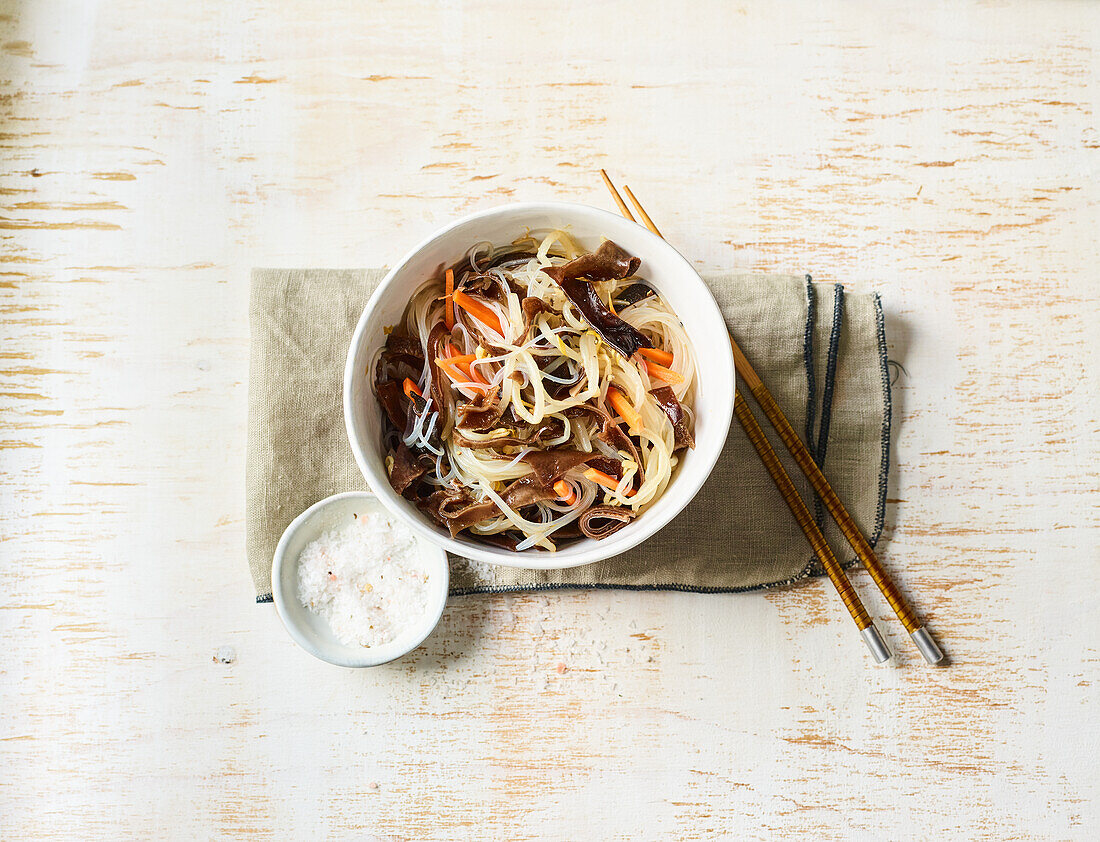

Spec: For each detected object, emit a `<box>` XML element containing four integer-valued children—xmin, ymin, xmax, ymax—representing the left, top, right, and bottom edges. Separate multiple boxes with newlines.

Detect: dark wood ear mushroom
<box><xmin>578</xmin><ymin>505</ymin><xmax>637</xmax><ymax>540</ymax></box>
<box><xmin>541</xmin><ymin>240</ymin><xmax>653</xmax><ymax>359</ymax></box>
<box><xmin>650</xmin><ymin>386</ymin><xmax>695</xmax><ymax>451</ymax></box>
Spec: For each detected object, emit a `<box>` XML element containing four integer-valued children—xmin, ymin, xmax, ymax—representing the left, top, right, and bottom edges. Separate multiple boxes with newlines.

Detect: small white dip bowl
<box><xmin>344</xmin><ymin>201</ymin><xmax>736</xmax><ymax>569</ymax></box>
<box><xmin>270</xmin><ymin>491</ymin><xmax>449</xmax><ymax>667</ymax></box>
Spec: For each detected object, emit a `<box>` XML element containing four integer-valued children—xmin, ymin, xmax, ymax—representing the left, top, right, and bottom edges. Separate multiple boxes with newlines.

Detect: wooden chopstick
<box><xmin>600</xmin><ymin>169</ymin><xmax>636</xmax><ymax>222</ymax></box>
<box><xmin>601</xmin><ymin>172</ymin><xmax>943</xmax><ymax>664</ymax></box>
<box><xmin>622</xmin><ymin>184</ymin><xmax>662</xmax><ymax>239</ymax></box>
<box><xmin>600</xmin><ymin>174</ymin><xmax>888</xmax><ymax>663</ymax></box>
<box><xmin>731</xmin><ymin>342</ymin><xmax>942</xmax><ymax>662</ymax></box>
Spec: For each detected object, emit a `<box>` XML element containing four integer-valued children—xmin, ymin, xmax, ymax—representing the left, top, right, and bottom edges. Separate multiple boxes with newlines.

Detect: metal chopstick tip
<box><xmin>911</xmin><ymin>627</ymin><xmax>945</xmax><ymax>664</ymax></box>
<box><xmin>861</xmin><ymin>626</ymin><xmax>892</xmax><ymax>664</ymax></box>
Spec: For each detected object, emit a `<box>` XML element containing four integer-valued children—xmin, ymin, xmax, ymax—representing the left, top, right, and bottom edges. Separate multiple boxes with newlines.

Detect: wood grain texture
<box><xmin>1</xmin><ymin>0</ymin><xmax>1097</xmax><ymax>838</ymax></box>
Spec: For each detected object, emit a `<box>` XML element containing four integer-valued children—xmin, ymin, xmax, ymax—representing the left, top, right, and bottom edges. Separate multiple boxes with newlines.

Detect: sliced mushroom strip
<box><xmin>388</xmin><ymin>442</ymin><xmax>430</xmax><ymax>496</ymax></box>
<box><xmin>451</xmin><ymin>417</ymin><xmax>563</xmax><ymax>451</ymax></box>
<box><xmin>543</xmin><ymin>273</ymin><xmax>652</xmax><ymax>359</ymax></box>
<box><xmin>383</xmin><ymin>332</ymin><xmax>426</xmax><ymax>369</ymax></box>
<box><xmin>578</xmin><ymin>505</ymin><xmax>637</xmax><ymax>540</ymax></box>
<box><xmin>439</xmin><ymin>499</ymin><xmax>500</xmax><ymax>537</ymax></box>
<box><xmin>455</xmin><ymin>390</ymin><xmax>507</xmax><ymax>432</ymax></box>
<box><xmin>500</xmin><ymin>474</ymin><xmax>559</xmax><ymax>509</ymax></box>
<box><xmin>426</xmin><ymin>321</ymin><xmax>452</xmax><ymax>429</ymax></box>
<box><xmin>419</xmin><ymin>486</ymin><xmax>500</xmax><ymax>537</ymax></box>
<box><xmin>612</xmin><ymin>282</ymin><xmax>655</xmax><ymax>309</ymax></box>
<box><xmin>376</xmin><ymin>379</ymin><xmax>407</xmax><ymax>431</ymax></box>
<box><xmin>650</xmin><ymin>386</ymin><xmax>695</xmax><ymax>450</ymax></box>
<box><xmin>521</xmin><ymin>449</ymin><xmax>596</xmax><ymax>485</ymax></box>
<box><xmin>540</xmin><ymin>241</ymin><xmax>652</xmax><ymax>359</ymax></box>
<box><xmin>541</xmin><ymin>240</ymin><xmax>640</xmax><ymax>283</ymax></box>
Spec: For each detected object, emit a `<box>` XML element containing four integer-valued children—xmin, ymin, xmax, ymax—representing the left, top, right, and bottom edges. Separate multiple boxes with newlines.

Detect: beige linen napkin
<box><xmin>247</xmin><ymin>270</ymin><xmax>890</xmax><ymax>602</ymax></box>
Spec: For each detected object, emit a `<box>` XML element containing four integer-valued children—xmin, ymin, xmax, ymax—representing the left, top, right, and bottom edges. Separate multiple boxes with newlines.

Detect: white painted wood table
<box><xmin>2</xmin><ymin>1</ymin><xmax>1098</xmax><ymax>838</ymax></box>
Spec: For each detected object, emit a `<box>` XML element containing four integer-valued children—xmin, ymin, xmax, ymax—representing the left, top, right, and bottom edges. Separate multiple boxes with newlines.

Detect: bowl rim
<box><xmin>343</xmin><ymin>200</ymin><xmax>735</xmax><ymax>569</ymax></box>
<box><xmin>270</xmin><ymin>490</ymin><xmax>450</xmax><ymax>667</ymax></box>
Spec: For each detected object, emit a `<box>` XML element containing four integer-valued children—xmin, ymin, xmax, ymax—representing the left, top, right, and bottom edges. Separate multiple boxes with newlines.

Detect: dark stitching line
<box><xmin>816</xmin><ymin>284</ymin><xmax>845</xmax><ymax>463</ymax></box>
<box><xmin>799</xmin><ymin>276</ymin><xmax>821</xmax><ymax>574</ymax></box>
<box><xmin>813</xmin><ymin>283</ymin><xmax>845</xmax><ymax>527</ymax></box>
<box><xmin>869</xmin><ymin>292</ymin><xmax>892</xmax><ymax>552</ymax></box>
<box><xmin>448</xmin><ymin>573</ymin><xmax>816</xmax><ymax>597</ymax></box>
<box><xmin>802</xmin><ymin>275</ymin><xmax>817</xmax><ymax>449</ymax></box>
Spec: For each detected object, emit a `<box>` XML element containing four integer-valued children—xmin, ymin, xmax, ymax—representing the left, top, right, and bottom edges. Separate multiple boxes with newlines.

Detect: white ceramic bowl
<box><xmin>270</xmin><ymin>491</ymin><xmax>449</xmax><ymax>667</ymax></box>
<box><xmin>344</xmin><ymin>202</ymin><xmax>735</xmax><ymax>569</ymax></box>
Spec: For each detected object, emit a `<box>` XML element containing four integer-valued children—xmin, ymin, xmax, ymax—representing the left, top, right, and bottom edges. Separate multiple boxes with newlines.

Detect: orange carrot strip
<box><xmin>441</xmin><ymin>345</ymin><xmax>474</xmax><ymax>374</ymax></box>
<box><xmin>444</xmin><ymin>269</ymin><xmax>455</xmax><ymax>329</ymax></box>
<box><xmin>435</xmin><ymin>345</ymin><xmax>470</xmax><ymax>385</ymax></box>
<box><xmin>466</xmin><ymin>361</ymin><xmax>489</xmax><ymax>385</ymax></box>
<box><xmin>402</xmin><ymin>378</ymin><xmax>422</xmax><ymax>400</ymax></box>
<box><xmin>453</xmin><ymin>289</ymin><xmax>503</xmax><ymax>335</ymax></box>
<box><xmin>607</xmin><ymin>386</ymin><xmax>643</xmax><ymax>432</ymax></box>
<box><xmin>553</xmin><ymin>479</ymin><xmax>578</xmax><ymax>506</ymax></box>
<box><xmin>584</xmin><ymin>468</ymin><xmax>635</xmax><ymax>497</ymax></box>
<box><xmin>438</xmin><ymin>345</ymin><xmax>495</xmax><ymax>392</ymax></box>
<box><xmin>638</xmin><ymin>347</ymin><xmax>674</xmax><ymax>367</ymax></box>
<box><xmin>435</xmin><ymin>357</ymin><xmax>467</xmax><ymax>382</ymax></box>
<box><xmin>435</xmin><ymin>358</ymin><xmax>495</xmax><ymax>395</ymax></box>
<box><xmin>450</xmin><ymin>358</ymin><xmax>481</xmax><ymax>383</ymax></box>
<box><xmin>643</xmin><ymin>359</ymin><xmax>685</xmax><ymax>385</ymax></box>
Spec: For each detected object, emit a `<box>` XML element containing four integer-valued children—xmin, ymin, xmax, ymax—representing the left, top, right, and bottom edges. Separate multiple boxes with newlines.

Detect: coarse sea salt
<box><xmin>297</xmin><ymin>510</ymin><xmax>431</xmax><ymax>648</ymax></box>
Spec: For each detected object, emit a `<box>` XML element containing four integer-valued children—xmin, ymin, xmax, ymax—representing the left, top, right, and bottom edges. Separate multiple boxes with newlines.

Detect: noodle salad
<box><xmin>372</xmin><ymin>231</ymin><xmax>696</xmax><ymax>552</ymax></box>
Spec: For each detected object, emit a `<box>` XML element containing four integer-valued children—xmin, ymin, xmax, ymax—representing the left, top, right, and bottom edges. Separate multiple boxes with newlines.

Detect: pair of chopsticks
<box><xmin>601</xmin><ymin>170</ymin><xmax>944</xmax><ymax>665</ymax></box>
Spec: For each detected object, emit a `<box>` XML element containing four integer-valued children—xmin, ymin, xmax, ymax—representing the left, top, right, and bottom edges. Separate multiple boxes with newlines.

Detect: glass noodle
<box><xmin>374</xmin><ymin>231</ymin><xmax>696</xmax><ymax>551</ymax></box>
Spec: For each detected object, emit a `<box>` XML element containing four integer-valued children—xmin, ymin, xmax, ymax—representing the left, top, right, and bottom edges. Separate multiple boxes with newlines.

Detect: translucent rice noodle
<box><xmin>378</xmin><ymin>231</ymin><xmax>696</xmax><ymax>550</ymax></box>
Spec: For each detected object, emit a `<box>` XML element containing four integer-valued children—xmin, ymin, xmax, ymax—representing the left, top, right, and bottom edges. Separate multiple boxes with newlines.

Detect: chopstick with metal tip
<box><xmin>601</xmin><ymin>172</ymin><xmax>944</xmax><ymax>664</ymax></box>
<box><xmin>601</xmin><ymin>176</ymin><xmax>888</xmax><ymax>663</ymax></box>
<box><xmin>735</xmin><ymin>393</ymin><xmax>890</xmax><ymax>662</ymax></box>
